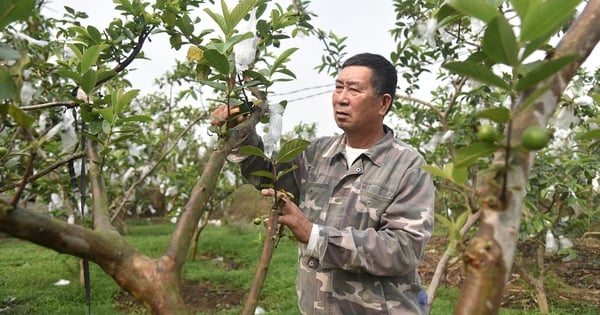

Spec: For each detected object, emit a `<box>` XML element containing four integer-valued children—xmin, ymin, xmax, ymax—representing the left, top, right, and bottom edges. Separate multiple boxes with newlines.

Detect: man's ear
<box><xmin>379</xmin><ymin>94</ymin><xmax>392</xmax><ymax>115</ymax></box>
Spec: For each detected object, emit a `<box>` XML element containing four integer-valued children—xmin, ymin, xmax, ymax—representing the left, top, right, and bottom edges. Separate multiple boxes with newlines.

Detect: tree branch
<box><xmin>0</xmin><ymin>204</ymin><xmax>124</xmax><ymax>263</ymax></box>
<box><xmin>166</xmin><ymin>97</ymin><xmax>267</xmax><ymax>276</ymax></box>
<box><xmin>0</xmin><ymin>151</ymin><xmax>86</xmax><ymax>192</ymax></box>
<box><xmin>87</xmin><ymin>139</ymin><xmax>117</xmax><ymax>231</ymax></box>
<box><xmin>96</xmin><ymin>26</ymin><xmax>154</xmax><ymax>87</ymax></box>
<box><xmin>21</xmin><ymin>101</ymin><xmax>78</xmax><ymax>111</ymax></box>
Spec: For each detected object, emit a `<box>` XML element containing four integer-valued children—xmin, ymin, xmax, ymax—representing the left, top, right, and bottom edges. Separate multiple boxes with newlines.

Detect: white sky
<box><xmin>42</xmin><ymin>1</ymin><xmax>599</xmax><ymax>137</ymax></box>
<box><xmin>41</xmin><ymin>0</ymin><xmax>399</xmax><ymax>137</ymax></box>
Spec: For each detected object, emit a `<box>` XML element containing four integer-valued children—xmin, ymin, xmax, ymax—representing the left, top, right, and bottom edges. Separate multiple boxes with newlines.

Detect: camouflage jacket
<box><xmin>236</xmin><ymin>126</ymin><xmax>435</xmax><ymax>315</ymax></box>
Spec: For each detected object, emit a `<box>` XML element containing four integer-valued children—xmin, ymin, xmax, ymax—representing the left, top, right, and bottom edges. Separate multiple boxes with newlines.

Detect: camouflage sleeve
<box><xmin>314</xmin><ymin>167</ymin><xmax>435</xmax><ymax>276</ymax></box>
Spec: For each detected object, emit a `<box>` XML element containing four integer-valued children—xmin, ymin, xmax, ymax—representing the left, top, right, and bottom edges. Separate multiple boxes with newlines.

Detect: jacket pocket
<box><xmin>351</xmin><ymin>190</ymin><xmax>391</xmax><ymax>229</ymax></box>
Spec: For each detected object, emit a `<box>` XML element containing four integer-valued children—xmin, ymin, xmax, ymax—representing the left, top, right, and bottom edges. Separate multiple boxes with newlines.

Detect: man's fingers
<box><xmin>261</xmin><ymin>188</ymin><xmax>275</xmax><ymax>196</ymax></box>
<box><xmin>261</xmin><ymin>189</ymin><xmax>290</xmax><ymax>206</ymax></box>
<box><xmin>210</xmin><ymin>105</ymin><xmax>244</xmax><ymax>126</ymax></box>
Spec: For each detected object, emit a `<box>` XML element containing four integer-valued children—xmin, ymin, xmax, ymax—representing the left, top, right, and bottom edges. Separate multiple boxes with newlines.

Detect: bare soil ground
<box><xmin>117</xmin><ymin>235</ymin><xmax>600</xmax><ymax>313</ymax></box>
<box><xmin>419</xmin><ymin>236</ymin><xmax>600</xmax><ymax>310</ymax></box>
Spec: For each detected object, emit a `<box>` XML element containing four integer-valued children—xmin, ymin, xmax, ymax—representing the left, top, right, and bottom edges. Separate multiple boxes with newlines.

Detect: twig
<box><xmin>1</xmin><ymin>151</ymin><xmax>86</xmax><ymax>192</ymax></box>
<box><xmin>10</xmin><ymin>129</ymin><xmax>36</xmax><ymax>207</ymax></box>
<box><xmin>427</xmin><ymin>211</ymin><xmax>480</xmax><ymax>308</ymax></box>
<box><xmin>21</xmin><ymin>101</ymin><xmax>78</xmax><ymax>111</ymax></box>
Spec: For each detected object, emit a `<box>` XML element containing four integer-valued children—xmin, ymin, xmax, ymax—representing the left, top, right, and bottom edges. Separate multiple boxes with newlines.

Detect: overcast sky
<box><xmin>42</xmin><ymin>0</ymin><xmax>400</xmax><ymax>137</ymax></box>
<box><xmin>42</xmin><ymin>1</ymin><xmax>599</xmax><ymax>137</ymax></box>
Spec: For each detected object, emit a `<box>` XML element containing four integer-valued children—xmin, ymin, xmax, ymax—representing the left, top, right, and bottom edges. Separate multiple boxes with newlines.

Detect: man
<box><xmin>212</xmin><ymin>53</ymin><xmax>434</xmax><ymax>314</ymax></box>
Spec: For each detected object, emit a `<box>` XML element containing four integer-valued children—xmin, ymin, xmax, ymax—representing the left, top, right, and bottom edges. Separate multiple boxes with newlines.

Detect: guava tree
<box><xmin>381</xmin><ymin>0</ymin><xmax>600</xmax><ymax>314</ymax></box>
<box><xmin>0</xmin><ymin>0</ymin><xmax>317</xmax><ymax>313</ymax></box>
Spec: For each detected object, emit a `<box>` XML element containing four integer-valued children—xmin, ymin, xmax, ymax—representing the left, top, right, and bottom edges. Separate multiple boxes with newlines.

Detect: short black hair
<box><xmin>342</xmin><ymin>53</ymin><xmax>397</xmax><ymax>106</ymax></box>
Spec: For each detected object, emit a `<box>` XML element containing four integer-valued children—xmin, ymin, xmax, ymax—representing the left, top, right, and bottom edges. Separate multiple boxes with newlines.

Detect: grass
<box><xmin>0</xmin><ymin>221</ymin><xmax>597</xmax><ymax>314</ymax></box>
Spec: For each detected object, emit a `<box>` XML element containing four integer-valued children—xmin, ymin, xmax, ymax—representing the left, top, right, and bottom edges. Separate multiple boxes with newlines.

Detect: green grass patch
<box><xmin>1</xmin><ymin>221</ymin><xmax>596</xmax><ymax>314</ymax></box>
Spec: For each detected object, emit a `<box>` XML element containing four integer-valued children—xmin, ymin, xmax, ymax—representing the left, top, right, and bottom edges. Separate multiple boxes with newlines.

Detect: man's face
<box><xmin>332</xmin><ymin>65</ymin><xmax>388</xmax><ymax>134</ymax></box>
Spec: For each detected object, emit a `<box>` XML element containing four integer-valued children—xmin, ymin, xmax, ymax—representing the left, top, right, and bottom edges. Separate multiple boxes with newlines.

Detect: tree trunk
<box><xmin>455</xmin><ymin>1</ymin><xmax>600</xmax><ymax>314</ymax></box>
<box><xmin>0</xmin><ymin>205</ymin><xmax>188</xmax><ymax>314</ymax></box>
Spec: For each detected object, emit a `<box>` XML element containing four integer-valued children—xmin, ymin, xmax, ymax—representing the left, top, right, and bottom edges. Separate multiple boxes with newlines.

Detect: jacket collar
<box><xmin>325</xmin><ymin>125</ymin><xmax>394</xmax><ymax>168</ymax></box>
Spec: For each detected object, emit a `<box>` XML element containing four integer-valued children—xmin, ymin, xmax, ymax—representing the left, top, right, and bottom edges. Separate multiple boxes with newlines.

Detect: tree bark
<box><xmin>455</xmin><ymin>1</ymin><xmax>600</xmax><ymax>314</ymax></box>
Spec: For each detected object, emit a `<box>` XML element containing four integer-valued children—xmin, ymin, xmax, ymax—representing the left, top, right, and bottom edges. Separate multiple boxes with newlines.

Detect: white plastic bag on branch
<box><xmin>263</xmin><ymin>100</ymin><xmax>284</xmax><ymax>159</ymax></box>
<box><xmin>234</xmin><ymin>9</ymin><xmax>258</xmax><ymax>73</ymax></box>
<box><xmin>544</xmin><ymin>229</ymin><xmax>558</xmax><ymax>256</ymax></box>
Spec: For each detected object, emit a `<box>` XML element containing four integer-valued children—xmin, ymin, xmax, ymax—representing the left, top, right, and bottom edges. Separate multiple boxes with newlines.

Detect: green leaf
<box><xmin>575</xmin><ymin>129</ymin><xmax>600</xmax><ymax>140</ymax></box>
<box><xmin>239</xmin><ymin>145</ymin><xmax>270</xmax><ymax>160</ymax></box>
<box><xmin>0</xmin><ymin>0</ymin><xmax>35</xmax><ymax>29</ymax></box>
<box><xmin>271</xmin><ymin>47</ymin><xmax>298</xmax><ymax>77</ymax></box>
<box><xmin>204</xmin><ymin>8</ymin><xmax>228</xmax><ymax>37</ymax></box>
<box><xmin>434</xmin><ymin>213</ymin><xmax>454</xmax><ymax>230</ymax></box>
<box><xmin>251</xmin><ymin>170</ymin><xmax>276</xmax><ymax>181</ymax></box>
<box><xmin>202</xmin><ymin>49</ymin><xmax>230</xmax><ymax>74</ymax></box>
<box><xmin>102</xmin><ymin>119</ymin><xmax>111</xmax><ymax>134</ymax></box>
<box><xmin>175</xmin><ymin>13</ymin><xmax>195</xmax><ymax>37</ymax></box>
<box><xmin>116</xmin><ymin>89</ymin><xmax>140</xmax><ymax>114</ymax></box>
<box><xmin>474</xmin><ymin>107</ymin><xmax>510</xmax><ymax>124</ymax></box>
<box><xmin>228</xmin><ymin>0</ymin><xmax>258</xmax><ymax>34</ymax></box>
<box><xmin>509</xmin><ymin>0</ymin><xmax>537</xmax><ymax>19</ymax></box>
<box><xmin>6</xmin><ymin>103</ymin><xmax>35</xmax><ymax>128</ymax></box>
<box><xmin>0</xmin><ymin>68</ymin><xmax>16</xmax><ymax>99</ymax></box>
<box><xmin>516</xmin><ymin>54</ymin><xmax>578</xmax><ymax>91</ymax></box>
<box><xmin>195</xmin><ymin>64</ymin><xmax>212</xmax><ymax>81</ymax></box>
<box><xmin>199</xmin><ymin>80</ymin><xmax>227</xmax><ymax>92</ymax></box>
<box><xmin>80</xmin><ymin>69</ymin><xmax>98</xmax><ymax>95</ymax></box>
<box><xmin>483</xmin><ymin>16</ymin><xmax>518</xmax><ymax>66</ymax></box>
<box><xmin>455</xmin><ymin>210</ymin><xmax>470</xmax><ymax>230</ymax></box>
<box><xmin>220</xmin><ymin>0</ymin><xmax>231</xmax><ymax>32</ymax></box>
<box><xmin>56</xmin><ymin>69</ymin><xmax>82</xmax><ymax>84</ymax></box>
<box><xmin>520</xmin><ymin>0</ymin><xmax>581</xmax><ymax>43</ymax></box>
<box><xmin>0</xmin><ymin>45</ymin><xmax>21</xmax><ymax>60</ymax></box>
<box><xmin>276</xmin><ymin>138</ymin><xmax>310</xmax><ymax>164</ymax></box>
<box><xmin>117</xmin><ymin>115</ymin><xmax>153</xmax><ymax>124</ymax></box>
<box><xmin>221</xmin><ymin>32</ymin><xmax>254</xmax><ymax>53</ymax></box>
<box><xmin>96</xmin><ymin>69</ymin><xmax>116</xmax><ymax>83</ymax></box>
<box><xmin>81</xmin><ymin>44</ymin><xmax>107</xmax><ymax>73</ymax></box>
<box><xmin>96</xmin><ymin>107</ymin><xmax>114</xmax><ymax>124</ymax></box>
<box><xmin>422</xmin><ymin>165</ymin><xmax>454</xmax><ymax>181</ymax></box>
<box><xmin>66</xmin><ymin>43</ymin><xmax>83</xmax><ymax>60</ymax></box>
<box><xmin>454</xmin><ymin>142</ymin><xmax>498</xmax><ymax>168</ymax></box>
<box><xmin>520</xmin><ymin>36</ymin><xmax>554</xmax><ymax>62</ymax></box>
<box><xmin>86</xmin><ymin>26</ymin><xmax>103</xmax><ymax>44</ymax></box>
<box><xmin>436</xmin><ymin>3</ymin><xmax>460</xmax><ymax>26</ymax></box>
<box><xmin>452</xmin><ymin>165</ymin><xmax>469</xmax><ymax>186</ymax></box>
<box><xmin>277</xmin><ymin>164</ymin><xmax>298</xmax><ymax>181</ymax></box>
<box><xmin>448</xmin><ymin>0</ymin><xmax>500</xmax><ymax>23</ymax></box>
<box><xmin>442</xmin><ymin>61</ymin><xmax>509</xmax><ymax>90</ymax></box>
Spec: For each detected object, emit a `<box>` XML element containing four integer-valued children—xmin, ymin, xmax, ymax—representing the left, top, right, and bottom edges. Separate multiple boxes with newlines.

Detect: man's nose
<box><xmin>335</xmin><ymin>89</ymin><xmax>349</xmax><ymax>105</ymax></box>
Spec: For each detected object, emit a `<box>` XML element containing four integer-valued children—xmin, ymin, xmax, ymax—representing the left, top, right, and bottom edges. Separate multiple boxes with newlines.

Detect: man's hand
<box><xmin>210</xmin><ymin>104</ymin><xmax>247</xmax><ymax>127</ymax></box>
<box><xmin>262</xmin><ymin>188</ymin><xmax>313</xmax><ymax>244</ymax></box>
